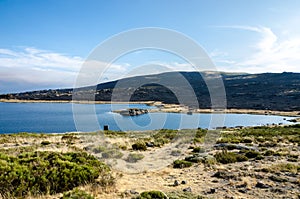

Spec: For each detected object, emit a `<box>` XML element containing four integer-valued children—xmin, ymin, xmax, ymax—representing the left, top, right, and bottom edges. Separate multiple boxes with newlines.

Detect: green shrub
<box><xmin>255</xmin><ymin>155</ymin><xmax>264</xmax><ymax>160</ymax></box>
<box><xmin>216</xmin><ymin>137</ymin><xmax>241</xmax><ymax>144</ymax></box>
<box><xmin>61</xmin><ymin>188</ymin><xmax>94</xmax><ymax>199</ymax></box>
<box><xmin>214</xmin><ymin>150</ymin><xmax>248</xmax><ymax>164</ymax></box>
<box><xmin>61</xmin><ymin>134</ymin><xmax>78</xmax><ymax>144</ymax></box>
<box><xmin>153</xmin><ymin>138</ymin><xmax>169</xmax><ymax>147</ymax></box>
<box><xmin>241</xmin><ymin>137</ymin><xmax>253</xmax><ymax>143</ymax></box>
<box><xmin>244</xmin><ymin>150</ymin><xmax>260</xmax><ymax>159</ymax></box>
<box><xmin>136</xmin><ymin>190</ymin><xmax>167</xmax><ymax>199</ymax></box>
<box><xmin>0</xmin><ymin>151</ymin><xmax>112</xmax><ymax>197</ymax></box>
<box><xmin>264</xmin><ymin>150</ymin><xmax>281</xmax><ymax>156</ymax></box>
<box><xmin>152</xmin><ymin>129</ymin><xmax>178</xmax><ymax>146</ymax></box>
<box><xmin>192</xmin><ymin>147</ymin><xmax>205</xmax><ymax>153</ymax></box>
<box><xmin>104</xmin><ymin>130</ymin><xmax>126</xmax><ymax>137</ymax></box>
<box><xmin>193</xmin><ymin>129</ymin><xmax>207</xmax><ymax>143</ymax></box>
<box><xmin>201</xmin><ymin>156</ymin><xmax>217</xmax><ymax>165</ymax></box>
<box><xmin>132</xmin><ymin>141</ymin><xmax>147</xmax><ymax>151</ymax></box>
<box><xmin>173</xmin><ymin>160</ymin><xmax>193</xmax><ymax>168</ymax></box>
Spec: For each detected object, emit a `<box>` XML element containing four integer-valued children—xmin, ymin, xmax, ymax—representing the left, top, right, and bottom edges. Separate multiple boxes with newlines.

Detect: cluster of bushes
<box><xmin>135</xmin><ymin>190</ymin><xmax>207</xmax><ymax>199</ymax></box>
<box><xmin>193</xmin><ymin>128</ymin><xmax>207</xmax><ymax>143</ymax></box>
<box><xmin>216</xmin><ymin>125</ymin><xmax>300</xmax><ymax>145</ymax></box>
<box><xmin>132</xmin><ymin>140</ymin><xmax>147</xmax><ymax>151</ymax></box>
<box><xmin>61</xmin><ymin>134</ymin><xmax>79</xmax><ymax>144</ymax></box>
<box><xmin>173</xmin><ymin>159</ymin><xmax>193</xmax><ymax>168</ymax></box>
<box><xmin>91</xmin><ymin>144</ymin><xmax>123</xmax><ymax>159</ymax></box>
<box><xmin>135</xmin><ymin>190</ymin><xmax>167</xmax><ymax>199</ymax></box>
<box><xmin>104</xmin><ymin>130</ymin><xmax>126</xmax><ymax>137</ymax></box>
<box><xmin>0</xmin><ymin>151</ymin><xmax>112</xmax><ymax>197</ymax></box>
<box><xmin>214</xmin><ymin>150</ymin><xmax>248</xmax><ymax>164</ymax></box>
<box><xmin>152</xmin><ymin>129</ymin><xmax>178</xmax><ymax>146</ymax></box>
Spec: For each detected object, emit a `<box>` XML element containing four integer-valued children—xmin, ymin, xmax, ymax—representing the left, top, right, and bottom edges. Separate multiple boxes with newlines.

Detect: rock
<box><xmin>238</xmin><ymin>189</ymin><xmax>247</xmax><ymax>193</ymax></box>
<box><xmin>181</xmin><ymin>180</ymin><xmax>187</xmax><ymax>184</ymax></box>
<box><xmin>130</xmin><ymin>190</ymin><xmax>139</xmax><ymax>195</ymax></box>
<box><xmin>208</xmin><ymin>188</ymin><xmax>217</xmax><ymax>194</ymax></box>
<box><xmin>146</xmin><ymin>142</ymin><xmax>154</xmax><ymax>147</ymax></box>
<box><xmin>236</xmin><ymin>183</ymin><xmax>247</xmax><ymax>188</ymax></box>
<box><xmin>174</xmin><ymin>180</ymin><xmax>180</xmax><ymax>186</ymax></box>
<box><xmin>255</xmin><ymin>181</ymin><xmax>270</xmax><ymax>189</ymax></box>
<box><xmin>184</xmin><ymin>155</ymin><xmax>203</xmax><ymax>163</ymax></box>
<box><xmin>183</xmin><ymin>187</ymin><xmax>192</xmax><ymax>192</ymax></box>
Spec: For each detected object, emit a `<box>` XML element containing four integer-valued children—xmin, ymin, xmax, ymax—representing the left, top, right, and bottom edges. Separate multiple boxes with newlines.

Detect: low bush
<box><xmin>132</xmin><ymin>141</ymin><xmax>147</xmax><ymax>151</ymax></box>
<box><xmin>173</xmin><ymin>160</ymin><xmax>193</xmax><ymax>168</ymax></box>
<box><xmin>104</xmin><ymin>130</ymin><xmax>126</xmax><ymax>137</ymax></box>
<box><xmin>192</xmin><ymin>147</ymin><xmax>205</xmax><ymax>153</ymax></box>
<box><xmin>152</xmin><ymin>129</ymin><xmax>178</xmax><ymax>146</ymax></box>
<box><xmin>214</xmin><ymin>150</ymin><xmax>248</xmax><ymax>164</ymax></box>
<box><xmin>202</xmin><ymin>156</ymin><xmax>217</xmax><ymax>165</ymax></box>
<box><xmin>244</xmin><ymin>150</ymin><xmax>260</xmax><ymax>159</ymax></box>
<box><xmin>193</xmin><ymin>129</ymin><xmax>207</xmax><ymax>143</ymax></box>
<box><xmin>0</xmin><ymin>151</ymin><xmax>112</xmax><ymax>197</ymax></box>
<box><xmin>136</xmin><ymin>190</ymin><xmax>168</xmax><ymax>199</ymax></box>
<box><xmin>61</xmin><ymin>134</ymin><xmax>79</xmax><ymax>144</ymax></box>
<box><xmin>240</xmin><ymin>137</ymin><xmax>253</xmax><ymax>143</ymax></box>
<box><xmin>264</xmin><ymin>150</ymin><xmax>281</xmax><ymax>156</ymax></box>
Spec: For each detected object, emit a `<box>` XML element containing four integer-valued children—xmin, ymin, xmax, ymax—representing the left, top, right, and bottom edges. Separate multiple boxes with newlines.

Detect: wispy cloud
<box><xmin>0</xmin><ymin>47</ymin><xmax>128</xmax><ymax>93</ymax></box>
<box><xmin>214</xmin><ymin>25</ymin><xmax>300</xmax><ymax>73</ymax></box>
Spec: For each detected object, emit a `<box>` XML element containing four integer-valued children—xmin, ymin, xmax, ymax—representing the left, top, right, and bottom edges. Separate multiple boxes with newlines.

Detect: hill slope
<box><xmin>1</xmin><ymin>72</ymin><xmax>299</xmax><ymax>111</ymax></box>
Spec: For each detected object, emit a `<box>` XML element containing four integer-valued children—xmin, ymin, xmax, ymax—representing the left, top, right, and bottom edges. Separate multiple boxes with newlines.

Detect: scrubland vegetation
<box><xmin>0</xmin><ymin>124</ymin><xmax>298</xmax><ymax>198</ymax></box>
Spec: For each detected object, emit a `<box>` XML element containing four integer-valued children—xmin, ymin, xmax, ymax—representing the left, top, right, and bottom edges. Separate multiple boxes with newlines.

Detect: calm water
<box><xmin>0</xmin><ymin>102</ymin><xmax>297</xmax><ymax>134</ymax></box>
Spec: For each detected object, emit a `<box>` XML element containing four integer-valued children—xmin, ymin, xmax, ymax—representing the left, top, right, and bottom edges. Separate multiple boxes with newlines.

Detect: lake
<box><xmin>0</xmin><ymin>102</ymin><xmax>297</xmax><ymax>134</ymax></box>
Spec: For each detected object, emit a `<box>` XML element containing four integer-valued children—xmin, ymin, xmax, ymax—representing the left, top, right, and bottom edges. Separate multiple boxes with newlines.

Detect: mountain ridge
<box><xmin>1</xmin><ymin>71</ymin><xmax>299</xmax><ymax>111</ymax></box>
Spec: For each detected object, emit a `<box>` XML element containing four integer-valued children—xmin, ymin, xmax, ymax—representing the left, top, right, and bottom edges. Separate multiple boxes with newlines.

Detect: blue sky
<box><xmin>1</xmin><ymin>0</ymin><xmax>300</xmax><ymax>93</ymax></box>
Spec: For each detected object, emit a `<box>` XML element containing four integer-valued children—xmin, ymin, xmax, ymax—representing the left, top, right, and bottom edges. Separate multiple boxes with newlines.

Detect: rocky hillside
<box><xmin>1</xmin><ymin>72</ymin><xmax>299</xmax><ymax>111</ymax></box>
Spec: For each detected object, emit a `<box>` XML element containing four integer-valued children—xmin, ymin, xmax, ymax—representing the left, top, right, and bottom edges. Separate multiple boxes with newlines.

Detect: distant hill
<box><xmin>1</xmin><ymin>71</ymin><xmax>299</xmax><ymax>111</ymax></box>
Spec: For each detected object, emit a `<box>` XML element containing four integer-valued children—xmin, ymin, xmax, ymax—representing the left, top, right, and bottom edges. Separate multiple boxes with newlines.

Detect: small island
<box><xmin>114</xmin><ymin>108</ymin><xmax>149</xmax><ymax>116</ymax></box>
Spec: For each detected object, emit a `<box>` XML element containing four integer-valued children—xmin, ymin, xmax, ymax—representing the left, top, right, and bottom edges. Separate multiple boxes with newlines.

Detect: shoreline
<box><xmin>0</xmin><ymin>99</ymin><xmax>299</xmax><ymax>117</ymax></box>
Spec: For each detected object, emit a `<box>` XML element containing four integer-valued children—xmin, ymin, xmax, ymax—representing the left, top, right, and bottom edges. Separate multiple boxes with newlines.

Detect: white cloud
<box><xmin>214</xmin><ymin>26</ymin><xmax>300</xmax><ymax>73</ymax></box>
<box><xmin>0</xmin><ymin>47</ymin><xmax>129</xmax><ymax>93</ymax></box>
